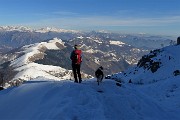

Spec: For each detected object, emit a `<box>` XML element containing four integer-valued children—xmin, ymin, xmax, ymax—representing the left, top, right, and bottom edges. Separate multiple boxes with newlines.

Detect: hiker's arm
<box><xmin>70</xmin><ymin>51</ymin><xmax>73</xmax><ymax>60</ymax></box>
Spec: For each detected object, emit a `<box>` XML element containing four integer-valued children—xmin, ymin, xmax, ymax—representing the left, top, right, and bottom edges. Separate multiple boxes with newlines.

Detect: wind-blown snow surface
<box><xmin>0</xmin><ymin>78</ymin><xmax>179</xmax><ymax>120</ymax></box>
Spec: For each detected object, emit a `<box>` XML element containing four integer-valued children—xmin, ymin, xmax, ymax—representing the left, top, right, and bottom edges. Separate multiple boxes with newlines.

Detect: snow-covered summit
<box><xmin>11</xmin><ymin>38</ymin><xmax>65</xmax><ymax>67</ymax></box>
<box><xmin>109</xmin><ymin>40</ymin><xmax>126</xmax><ymax>47</ymax></box>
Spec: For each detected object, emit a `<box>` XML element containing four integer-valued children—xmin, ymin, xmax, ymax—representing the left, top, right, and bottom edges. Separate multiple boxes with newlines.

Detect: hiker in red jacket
<box><xmin>70</xmin><ymin>44</ymin><xmax>82</xmax><ymax>83</ymax></box>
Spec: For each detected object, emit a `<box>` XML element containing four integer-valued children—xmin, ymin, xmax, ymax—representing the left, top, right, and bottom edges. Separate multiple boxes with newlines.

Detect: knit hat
<box><xmin>74</xmin><ymin>44</ymin><xmax>80</xmax><ymax>49</ymax></box>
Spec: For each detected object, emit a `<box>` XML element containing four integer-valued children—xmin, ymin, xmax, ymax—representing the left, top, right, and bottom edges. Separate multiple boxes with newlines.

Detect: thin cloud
<box><xmin>20</xmin><ymin>15</ymin><xmax>180</xmax><ymax>32</ymax></box>
<box><xmin>16</xmin><ymin>14</ymin><xmax>180</xmax><ymax>36</ymax></box>
<box><xmin>52</xmin><ymin>11</ymin><xmax>79</xmax><ymax>16</ymax></box>
<box><xmin>37</xmin><ymin>15</ymin><xmax>180</xmax><ymax>26</ymax></box>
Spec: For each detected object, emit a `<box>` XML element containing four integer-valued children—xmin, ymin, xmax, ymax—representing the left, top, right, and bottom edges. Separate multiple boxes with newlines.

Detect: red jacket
<box><xmin>70</xmin><ymin>49</ymin><xmax>82</xmax><ymax>64</ymax></box>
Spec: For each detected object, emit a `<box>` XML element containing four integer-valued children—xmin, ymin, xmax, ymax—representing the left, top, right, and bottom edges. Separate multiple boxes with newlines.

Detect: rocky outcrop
<box><xmin>137</xmin><ymin>49</ymin><xmax>162</xmax><ymax>73</ymax></box>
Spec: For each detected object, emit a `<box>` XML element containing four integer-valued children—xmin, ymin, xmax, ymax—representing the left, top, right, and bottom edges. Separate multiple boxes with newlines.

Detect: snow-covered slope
<box><xmin>112</xmin><ymin>44</ymin><xmax>180</xmax><ymax>84</ymax></box>
<box><xmin>0</xmin><ymin>78</ymin><xmax>179</xmax><ymax>120</ymax></box>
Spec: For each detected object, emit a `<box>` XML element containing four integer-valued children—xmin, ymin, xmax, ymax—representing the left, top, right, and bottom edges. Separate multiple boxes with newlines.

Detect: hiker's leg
<box><xmin>72</xmin><ymin>64</ymin><xmax>78</xmax><ymax>83</ymax></box>
<box><xmin>77</xmin><ymin>64</ymin><xmax>82</xmax><ymax>83</ymax></box>
<box><xmin>99</xmin><ymin>75</ymin><xmax>103</xmax><ymax>82</ymax></box>
<box><xmin>97</xmin><ymin>77</ymin><xmax>101</xmax><ymax>85</ymax></box>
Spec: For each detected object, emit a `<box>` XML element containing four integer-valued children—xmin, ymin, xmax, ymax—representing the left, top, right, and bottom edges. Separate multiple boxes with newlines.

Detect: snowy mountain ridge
<box><xmin>111</xmin><ymin>44</ymin><xmax>180</xmax><ymax>84</ymax></box>
<box><xmin>35</xmin><ymin>27</ymin><xmax>80</xmax><ymax>33</ymax></box>
<box><xmin>0</xmin><ymin>26</ymin><xmax>32</xmax><ymax>32</ymax></box>
<box><xmin>11</xmin><ymin>38</ymin><xmax>64</xmax><ymax>67</ymax></box>
<box><xmin>11</xmin><ymin>38</ymin><xmax>70</xmax><ymax>80</ymax></box>
<box><xmin>0</xmin><ymin>26</ymin><xmax>80</xmax><ymax>33</ymax></box>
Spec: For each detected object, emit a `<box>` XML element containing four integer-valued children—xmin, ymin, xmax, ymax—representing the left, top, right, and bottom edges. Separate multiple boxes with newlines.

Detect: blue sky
<box><xmin>0</xmin><ymin>0</ymin><xmax>180</xmax><ymax>36</ymax></box>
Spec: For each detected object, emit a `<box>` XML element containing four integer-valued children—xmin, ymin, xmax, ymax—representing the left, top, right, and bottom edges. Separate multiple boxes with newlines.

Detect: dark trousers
<box><xmin>72</xmin><ymin>64</ymin><xmax>82</xmax><ymax>83</ymax></box>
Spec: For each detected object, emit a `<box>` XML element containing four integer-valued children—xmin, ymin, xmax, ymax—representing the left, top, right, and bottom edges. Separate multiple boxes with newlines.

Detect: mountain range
<box><xmin>0</xmin><ymin>26</ymin><xmax>175</xmax><ymax>53</ymax></box>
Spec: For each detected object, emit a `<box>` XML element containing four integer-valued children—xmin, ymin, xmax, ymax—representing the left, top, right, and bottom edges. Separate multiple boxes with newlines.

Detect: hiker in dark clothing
<box><xmin>95</xmin><ymin>66</ymin><xmax>104</xmax><ymax>85</ymax></box>
<box><xmin>70</xmin><ymin>45</ymin><xmax>82</xmax><ymax>83</ymax></box>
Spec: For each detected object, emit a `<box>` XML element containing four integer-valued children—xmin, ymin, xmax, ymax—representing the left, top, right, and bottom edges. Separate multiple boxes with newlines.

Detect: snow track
<box><xmin>0</xmin><ymin>79</ymin><xmax>179</xmax><ymax>120</ymax></box>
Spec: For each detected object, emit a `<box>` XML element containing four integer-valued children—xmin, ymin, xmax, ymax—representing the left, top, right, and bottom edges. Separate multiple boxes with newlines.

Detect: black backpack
<box><xmin>72</xmin><ymin>51</ymin><xmax>78</xmax><ymax>63</ymax></box>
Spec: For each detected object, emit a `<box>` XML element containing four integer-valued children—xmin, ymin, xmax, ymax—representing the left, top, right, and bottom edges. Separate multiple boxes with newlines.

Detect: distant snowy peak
<box><xmin>98</xmin><ymin>30</ymin><xmax>111</xmax><ymax>33</ymax></box>
<box><xmin>0</xmin><ymin>26</ymin><xmax>80</xmax><ymax>33</ymax></box>
<box><xmin>109</xmin><ymin>40</ymin><xmax>126</xmax><ymax>46</ymax></box>
<box><xmin>77</xmin><ymin>36</ymin><xmax>84</xmax><ymax>39</ymax></box>
<box><xmin>0</xmin><ymin>26</ymin><xmax>32</xmax><ymax>32</ymax></box>
<box><xmin>11</xmin><ymin>38</ymin><xmax>65</xmax><ymax>67</ymax></box>
<box><xmin>40</xmin><ymin>38</ymin><xmax>66</xmax><ymax>50</ymax></box>
<box><xmin>35</xmin><ymin>27</ymin><xmax>80</xmax><ymax>33</ymax></box>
